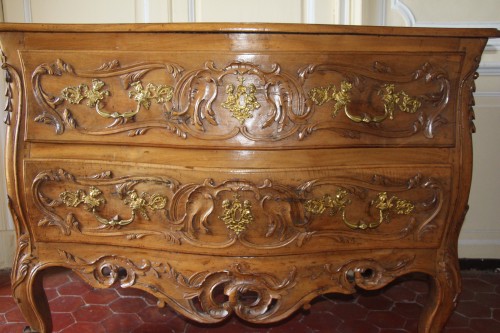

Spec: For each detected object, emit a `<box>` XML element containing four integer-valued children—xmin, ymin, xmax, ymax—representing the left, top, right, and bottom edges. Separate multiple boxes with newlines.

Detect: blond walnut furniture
<box><xmin>1</xmin><ymin>23</ymin><xmax>499</xmax><ymax>333</ymax></box>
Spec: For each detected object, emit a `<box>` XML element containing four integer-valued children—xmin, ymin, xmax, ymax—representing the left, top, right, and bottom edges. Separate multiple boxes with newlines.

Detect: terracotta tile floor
<box><xmin>0</xmin><ymin>268</ymin><xmax>499</xmax><ymax>332</ymax></box>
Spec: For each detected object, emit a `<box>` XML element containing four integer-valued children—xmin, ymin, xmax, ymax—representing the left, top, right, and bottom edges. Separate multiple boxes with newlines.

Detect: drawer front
<box><xmin>22</xmin><ymin>50</ymin><xmax>461</xmax><ymax>148</ymax></box>
<box><xmin>25</xmin><ymin>160</ymin><xmax>452</xmax><ymax>255</ymax></box>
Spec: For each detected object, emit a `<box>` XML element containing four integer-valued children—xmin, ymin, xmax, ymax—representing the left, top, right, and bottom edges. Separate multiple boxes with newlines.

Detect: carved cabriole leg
<box><xmin>418</xmin><ymin>202</ymin><xmax>462</xmax><ymax>333</ymax></box>
<box><xmin>9</xmin><ymin>197</ymin><xmax>52</xmax><ymax>333</ymax></box>
<box><xmin>15</xmin><ymin>276</ymin><xmax>51</xmax><ymax>333</ymax></box>
<box><xmin>417</xmin><ymin>206</ymin><xmax>465</xmax><ymax>332</ymax></box>
<box><xmin>417</xmin><ymin>204</ymin><xmax>469</xmax><ymax>332</ymax></box>
<box><xmin>11</xmin><ymin>245</ymin><xmax>52</xmax><ymax>333</ymax></box>
<box><xmin>418</xmin><ymin>253</ymin><xmax>461</xmax><ymax>333</ymax></box>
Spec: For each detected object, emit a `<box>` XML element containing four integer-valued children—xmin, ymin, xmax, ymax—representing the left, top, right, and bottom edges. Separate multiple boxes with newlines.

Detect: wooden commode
<box><xmin>1</xmin><ymin>23</ymin><xmax>499</xmax><ymax>332</ymax></box>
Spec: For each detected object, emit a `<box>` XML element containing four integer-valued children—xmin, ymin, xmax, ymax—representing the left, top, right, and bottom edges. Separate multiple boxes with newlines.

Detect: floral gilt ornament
<box><xmin>221</xmin><ymin>76</ymin><xmax>261</xmax><ymax>124</ymax></box>
<box><xmin>219</xmin><ymin>195</ymin><xmax>254</xmax><ymax>235</ymax></box>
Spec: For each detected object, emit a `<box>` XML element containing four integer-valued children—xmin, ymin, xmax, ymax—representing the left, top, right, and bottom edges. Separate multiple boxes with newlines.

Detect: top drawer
<box><xmin>23</xmin><ymin>50</ymin><xmax>461</xmax><ymax>148</ymax></box>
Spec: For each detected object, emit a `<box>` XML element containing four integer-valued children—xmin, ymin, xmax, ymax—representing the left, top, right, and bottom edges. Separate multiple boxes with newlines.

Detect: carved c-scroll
<box><xmin>58</xmin><ymin>250</ymin><xmax>297</xmax><ymax>323</ymax></box>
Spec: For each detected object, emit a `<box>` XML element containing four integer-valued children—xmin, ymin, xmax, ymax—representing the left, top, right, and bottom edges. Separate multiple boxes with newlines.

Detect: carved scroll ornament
<box><xmin>32</xmin><ymin>58</ymin><xmax>450</xmax><ymax>141</ymax></box>
<box><xmin>33</xmin><ymin>169</ymin><xmax>442</xmax><ymax>249</ymax></box>
<box><xmin>58</xmin><ymin>250</ymin><xmax>297</xmax><ymax>323</ymax></box>
<box><xmin>57</xmin><ymin>249</ymin><xmax>415</xmax><ymax>323</ymax></box>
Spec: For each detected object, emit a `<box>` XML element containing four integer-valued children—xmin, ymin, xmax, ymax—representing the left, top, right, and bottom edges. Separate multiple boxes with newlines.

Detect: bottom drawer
<box><xmin>25</xmin><ymin>159</ymin><xmax>452</xmax><ymax>255</ymax></box>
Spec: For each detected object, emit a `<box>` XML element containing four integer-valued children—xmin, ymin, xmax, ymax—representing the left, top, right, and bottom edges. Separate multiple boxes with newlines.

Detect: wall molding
<box><xmin>302</xmin><ymin>0</ymin><xmax>315</xmax><ymax>24</ymax></box>
<box><xmin>338</xmin><ymin>0</ymin><xmax>362</xmax><ymax>25</ymax></box>
<box><xmin>478</xmin><ymin>63</ymin><xmax>500</xmax><ymax>76</ymax></box>
<box><xmin>338</xmin><ymin>0</ymin><xmax>350</xmax><ymax>24</ymax></box>
<box><xmin>376</xmin><ymin>0</ymin><xmax>387</xmax><ymax>26</ymax></box>
<box><xmin>459</xmin><ymin>239</ymin><xmax>500</xmax><ymax>246</ymax></box>
<box><xmin>390</xmin><ymin>0</ymin><xmax>415</xmax><ymax>26</ymax></box>
<box><xmin>143</xmin><ymin>0</ymin><xmax>150</xmax><ymax>23</ymax></box>
<box><xmin>23</xmin><ymin>0</ymin><xmax>32</xmax><ymax>22</ymax></box>
<box><xmin>188</xmin><ymin>0</ymin><xmax>196</xmax><ymax>22</ymax></box>
<box><xmin>134</xmin><ymin>0</ymin><xmax>149</xmax><ymax>23</ymax></box>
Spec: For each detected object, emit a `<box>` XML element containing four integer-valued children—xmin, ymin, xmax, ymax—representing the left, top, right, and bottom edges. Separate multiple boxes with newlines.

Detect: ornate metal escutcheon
<box><xmin>219</xmin><ymin>195</ymin><xmax>255</xmax><ymax>235</ymax></box>
<box><xmin>221</xmin><ymin>76</ymin><xmax>261</xmax><ymax>124</ymax></box>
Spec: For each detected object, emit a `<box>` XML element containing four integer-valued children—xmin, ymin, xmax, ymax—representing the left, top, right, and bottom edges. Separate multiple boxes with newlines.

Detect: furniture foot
<box><xmin>418</xmin><ymin>264</ymin><xmax>461</xmax><ymax>333</ymax></box>
<box><xmin>23</xmin><ymin>326</ymin><xmax>39</xmax><ymax>333</ymax></box>
<box><xmin>12</xmin><ymin>267</ymin><xmax>52</xmax><ymax>333</ymax></box>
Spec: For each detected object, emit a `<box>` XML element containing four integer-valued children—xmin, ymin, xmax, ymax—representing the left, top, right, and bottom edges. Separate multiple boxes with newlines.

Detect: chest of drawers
<box><xmin>1</xmin><ymin>23</ymin><xmax>498</xmax><ymax>332</ymax></box>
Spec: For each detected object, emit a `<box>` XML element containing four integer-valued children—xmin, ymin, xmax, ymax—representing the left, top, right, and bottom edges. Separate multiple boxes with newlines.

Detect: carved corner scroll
<box><xmin>32</xmin><ymin>58</ymin><xmax>450</xmax><ymax>142</ymax></box>
<box><xmin>33</xmin><ymin>169</ymin><xmax>443</xmax><ymax>249</ymax></box>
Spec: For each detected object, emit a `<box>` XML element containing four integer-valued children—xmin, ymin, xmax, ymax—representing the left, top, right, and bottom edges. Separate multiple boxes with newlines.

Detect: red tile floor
<box><xmin>1</xmin><ymin>268</ymin><xmax>499</xmax><ymax>332</ymax></box>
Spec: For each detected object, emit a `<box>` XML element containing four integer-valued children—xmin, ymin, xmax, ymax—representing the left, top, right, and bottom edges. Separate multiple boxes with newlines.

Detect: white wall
<box><xmin>0</xmin><ymin>0</ymin><xmax>498</xmax><ymax>267</ymax></box>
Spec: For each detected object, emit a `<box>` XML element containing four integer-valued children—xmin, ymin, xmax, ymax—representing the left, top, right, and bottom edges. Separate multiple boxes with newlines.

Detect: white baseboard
<box><xmin>0</xmin><ymin>230</ymin><xmax>15</xmax><ymax>269</ymax></box>
<box><xmin>458</xmin><ymin>230</ymin><xmax>500</xmax><ymax>258</ymax></box>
